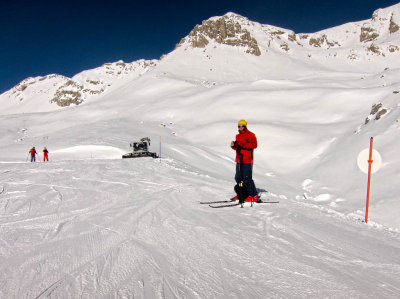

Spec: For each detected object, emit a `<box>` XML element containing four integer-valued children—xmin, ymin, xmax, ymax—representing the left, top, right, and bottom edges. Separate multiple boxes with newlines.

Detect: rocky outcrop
<box><xmin>360</xmin><ymin>26</ymin><xmax>380</xmax><ymax>42</ymax></box>
<box><xmin>389</xmin><ymin>14</ymin><xmax>399</xmax><ymax>33</ymax></box>
<box><xmin>365</xmin><ymin>103</ymin><xmax>389</xmax><ymax>124</ymax></box>
<box><xmin>2</xmin><ymin>60</ymin><xmax>158</xmax><ymax>109</ymax></box>
<box><xmin>7</xmin><ymin>75</ymin><xmax>69</xmax><ymax>103</ymax></box>
<box><xmin>50</xmin><ymin>60</ymin><xmax>157</xmax><ymax>107</ymax></box>
<box><xmin>178</xmin><ymin>15</ymin><xmax>261</xmax><ymax>56</ymax></box>
<box><xmin>367</xmin><ymin>43</ymin><xmax>381</xmax><ymax>55</ymax></box>
<box><xmin>388</xmin><ymin>45</ymin><xmax>399</xmax><ymax>52</ymax></box>
<box><xmin>50</xmin><ymin>80</ymin><xmax>84</xmax><ymax>107</ymax></box>
<box><xmin>308</xmin><ymin>34</ymin><xmax>340</xmax><ymax>48</ymax></box>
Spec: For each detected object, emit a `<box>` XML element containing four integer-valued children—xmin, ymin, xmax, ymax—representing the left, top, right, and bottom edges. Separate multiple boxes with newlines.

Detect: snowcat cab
<box><xmin>122</xmin><ymin>137</ymin><xmax>158</xmax><ymax>159</ymax></box>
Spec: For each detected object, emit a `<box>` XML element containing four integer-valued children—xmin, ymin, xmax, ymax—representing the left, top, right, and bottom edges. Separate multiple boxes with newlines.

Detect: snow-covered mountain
<box><xmin>1</xmin><ymin>3</ymin><xmax>400</xmax><ymax>114</ymax></box>
<box><xmin>0</xmin><ymin>59</ymin><xmax>157</xmax><ymax>114</ymax></box>
<box><xmin>178</xmin><ymin>5</ymin><xmax>400</xmax><ymax>60</ymax></box>
<box><xmin>1</xmin><ymin>4</ymin><xmax>400</xmax><ymax>298</ymax></box>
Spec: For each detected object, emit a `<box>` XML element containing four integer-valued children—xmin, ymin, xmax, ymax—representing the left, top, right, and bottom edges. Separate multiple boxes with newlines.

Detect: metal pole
<box><xmin>251</xmin><ymin>151</ymin><xmax>254</xmax><ymax>207</ymax></box>
<box><xmin>159</xmin><ymin>136</ymin><xmax>161</xmax><ymax>163</ymax></box>
<box><xmin>365</xmin><ymin>137</ymin><xmax>374</xmax><ymax>223</ymax></box>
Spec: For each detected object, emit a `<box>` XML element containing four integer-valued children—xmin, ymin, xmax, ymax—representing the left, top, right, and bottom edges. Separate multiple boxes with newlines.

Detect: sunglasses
<box><xmin>238</xmin><ymin>125</ymin><xmax>246</xmax><ymax>128</ymax></box>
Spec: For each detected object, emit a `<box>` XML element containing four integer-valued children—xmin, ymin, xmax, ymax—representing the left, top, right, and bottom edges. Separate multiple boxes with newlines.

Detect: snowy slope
<box><xmin>1</xmin><ymin>157</ymin><xmax>400</xmax><ymax>298</ymax></box>
<box><xmin>0</xmin><ymin>59</ymin><xmax>157</xmax><ymax>115</ymax></box>
<box><xmin>1</xmin><ymin>4</ymin><xmax>400</xmax><ymax>298</ymax></box>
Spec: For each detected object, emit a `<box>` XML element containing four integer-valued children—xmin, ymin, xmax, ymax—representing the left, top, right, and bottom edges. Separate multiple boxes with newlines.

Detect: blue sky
<box><xmin>0</xmin><ymin>0</ymin><xmax>399</xmax><ymax>94</ymax></box>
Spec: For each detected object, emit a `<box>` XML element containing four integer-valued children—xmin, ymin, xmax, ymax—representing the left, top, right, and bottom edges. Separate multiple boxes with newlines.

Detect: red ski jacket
<box><xmin>29</xmin><ymin>149</ymin><xmax>37</xmax><ymax>156</ymax></box>
<box><xmin>231</xmin><ymin>128</ymin><xmax>257</xmax><ymax>163</ymax></box>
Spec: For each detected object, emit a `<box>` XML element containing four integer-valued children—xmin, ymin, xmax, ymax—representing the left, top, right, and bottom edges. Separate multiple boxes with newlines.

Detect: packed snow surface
<box><xmin>1</xmin><ymin>158</ymin><xmax>400</xmax><ymax>298</ymax></box>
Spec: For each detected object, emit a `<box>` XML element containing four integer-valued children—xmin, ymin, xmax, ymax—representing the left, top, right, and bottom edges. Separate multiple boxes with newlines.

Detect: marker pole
<box><xmin>365</xmin><ymin>137</ymin><xmax>374</xmax><ymax>223</ymax></box>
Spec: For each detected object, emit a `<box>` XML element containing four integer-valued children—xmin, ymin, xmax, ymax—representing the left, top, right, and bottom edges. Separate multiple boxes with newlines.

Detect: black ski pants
<box><xmin>235</xmin><ymin>163</ymin><xmax>257</xmax><ymax>196</ymax></box>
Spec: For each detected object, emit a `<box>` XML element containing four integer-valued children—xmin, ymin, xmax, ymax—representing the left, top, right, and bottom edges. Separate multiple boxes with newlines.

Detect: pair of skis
<box><xmin>200</xmin><ymin>196</ymin><xmax>279</xmax><ymax>208</ymax></box>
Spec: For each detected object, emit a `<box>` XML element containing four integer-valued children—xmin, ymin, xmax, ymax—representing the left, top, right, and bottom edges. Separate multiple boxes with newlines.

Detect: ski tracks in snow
<box><xmin>1</xmin><ymin>158</ymin><xmax>400</xmax><ymax>298</ymax></box>
<box><xmin>0</xmin><ymin>158</ymin><xmax>208</xmax><ymax>298</ymax></box>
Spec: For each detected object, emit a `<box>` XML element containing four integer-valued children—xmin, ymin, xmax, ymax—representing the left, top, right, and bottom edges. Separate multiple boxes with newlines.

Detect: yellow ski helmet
<box><xmin>238</xmin><ymin>119</ymin><xmax>247</xmax><ymax>127</ymax></box>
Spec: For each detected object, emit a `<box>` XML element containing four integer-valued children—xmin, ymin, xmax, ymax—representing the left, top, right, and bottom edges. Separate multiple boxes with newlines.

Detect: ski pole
<box><xmin>159</xmin><ymin>136</ymin><xmax>162</xmax><ymax>163</ymax></box>
<box><xmin>239</xmin><ymin>163</ymin><xmax>244</xmax><ymax>208</ymax></box>
<box><xmin>251</xmin><ymin>150</ymin><xmax>254</xmax><ymax>207</ymax></box>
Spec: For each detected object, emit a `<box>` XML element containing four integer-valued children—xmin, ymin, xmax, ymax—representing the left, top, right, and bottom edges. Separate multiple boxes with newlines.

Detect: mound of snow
<box><xmin>52</xmin><ymin>145</ymin><xmax>126</xmax><ymax>160</ymax></box>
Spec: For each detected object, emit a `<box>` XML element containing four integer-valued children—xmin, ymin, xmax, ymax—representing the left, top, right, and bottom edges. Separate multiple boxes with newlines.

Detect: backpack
<box><xmin>234</xmin><ymin>181</ymin><xmax>248</xmax><ymax>204</ymax></box>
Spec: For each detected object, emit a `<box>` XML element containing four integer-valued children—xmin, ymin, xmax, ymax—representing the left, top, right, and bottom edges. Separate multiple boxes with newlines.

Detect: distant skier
<box><xmin>43</xmin><ymin>147</ymin><xmax>49</xmax><ymax>162</ymax></box>
<box><xmin>230</xmin><ymin>120</ymin><xmax>259</xmax><ymax>202</ymax></box>
<box><xmin>29</xmin><ymin>147</ymin><xmax>37</xmax><ymax>162</ymax></box>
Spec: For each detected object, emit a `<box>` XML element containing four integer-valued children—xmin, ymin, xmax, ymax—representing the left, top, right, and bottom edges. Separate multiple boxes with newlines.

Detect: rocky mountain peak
<box><xmin>177</xmin><ymin>13</ymin><xmax>261</xmax><ymax>56</ymax></box>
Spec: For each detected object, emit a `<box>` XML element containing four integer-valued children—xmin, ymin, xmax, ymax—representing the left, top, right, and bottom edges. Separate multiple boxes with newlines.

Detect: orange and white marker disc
<box><xmin>357</xmin><ymin>148</ymin><xmax>382</xmax><ymax>174</ymax></box>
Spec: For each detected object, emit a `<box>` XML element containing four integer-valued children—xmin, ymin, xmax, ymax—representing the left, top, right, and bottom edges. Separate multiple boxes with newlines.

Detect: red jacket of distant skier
<box><xmin>29</xmin><ymin>149</ymin><xmax>37</xmax><ymax>156</ymax></box>
<box><xmin>231</xmin><ymin>128</ymin><xmax>257</xmax><ymax>163</ymax></box>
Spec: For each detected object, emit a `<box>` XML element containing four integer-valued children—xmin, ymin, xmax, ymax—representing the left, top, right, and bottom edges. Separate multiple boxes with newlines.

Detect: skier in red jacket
<box><xmin>29</xmin><ymin>147</ymin><xmax>37</xmax><ymax>162</ymax></box>
<box><xmin>43</xmin><ymin>147</ymin><xmax>49</xmax><ymax>162</ymax></box>
<box><xmin>230</xmin><ymin>120</ymin><xmax>259</xmax><ymax>202</ymax></box>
